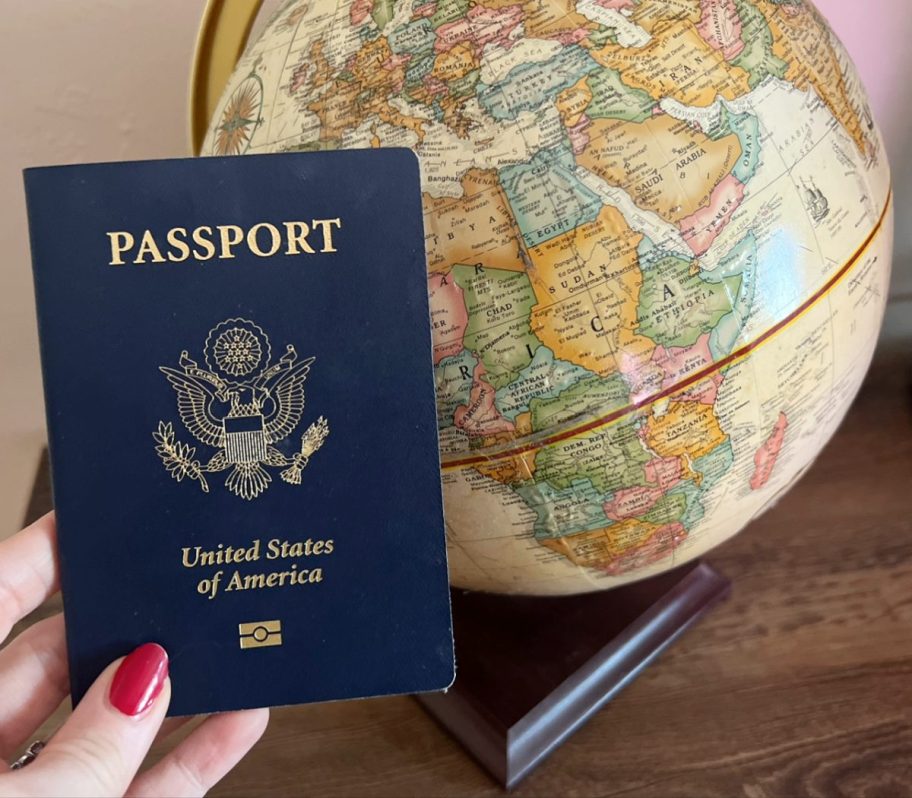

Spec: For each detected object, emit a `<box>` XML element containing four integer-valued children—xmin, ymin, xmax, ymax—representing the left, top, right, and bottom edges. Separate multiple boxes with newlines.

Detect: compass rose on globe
<box><xmin>211</xmin><ymin>66</ymin><xmax>264</xmax><ymax>156</ymax></box>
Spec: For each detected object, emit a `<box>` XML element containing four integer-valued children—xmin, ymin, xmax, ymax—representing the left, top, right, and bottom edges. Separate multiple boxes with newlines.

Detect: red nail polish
<box><xmin>109</xmin><ymin>643</ymin><xmax>169</xmax><ymax>716</ymax></box>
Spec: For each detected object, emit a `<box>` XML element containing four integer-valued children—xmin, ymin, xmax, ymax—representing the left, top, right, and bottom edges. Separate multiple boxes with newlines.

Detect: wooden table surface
<box><xmin>15</xmin><ymin>343</ymin><xmax>912</xmax><ymax>797</ymax></box>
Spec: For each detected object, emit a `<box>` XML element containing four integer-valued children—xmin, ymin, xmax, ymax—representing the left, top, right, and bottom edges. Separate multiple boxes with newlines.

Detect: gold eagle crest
<box><xmin>154</xmin><ymin>318</ymin><xmax>329</xmax><ymax>500</ymax></box>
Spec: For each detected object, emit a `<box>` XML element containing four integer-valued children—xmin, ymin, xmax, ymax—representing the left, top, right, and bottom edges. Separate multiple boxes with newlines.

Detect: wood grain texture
<box><xmin>419</xmin><ymin>561</ymin><xmax>730</xmax><ymax>788</ymax></box>
<box><xmin>10</xmin><ymin>344</ymin><xmax>912</xmax><ymax>797</ymax></box>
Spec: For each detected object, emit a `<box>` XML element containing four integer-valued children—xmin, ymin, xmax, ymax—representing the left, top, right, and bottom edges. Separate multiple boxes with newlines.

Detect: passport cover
<box><xmin>24</xmin><ymin>150</ymin><xmax>455</xmax><ymax>716</ymax></box>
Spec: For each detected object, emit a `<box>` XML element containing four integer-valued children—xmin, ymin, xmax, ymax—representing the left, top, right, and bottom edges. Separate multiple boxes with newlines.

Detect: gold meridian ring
<box><xmin>441</xmin><ymin>189</ymin><xmax>893</xmax><ymax>471</ymax></box>
<box><xmin>10</xmin><ymin>740</ymin><xmax>46</xmax><ymax>770</ymax></box>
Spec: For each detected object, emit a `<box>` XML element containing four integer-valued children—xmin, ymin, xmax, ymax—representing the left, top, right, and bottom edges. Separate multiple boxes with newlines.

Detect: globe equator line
<box><xmin>441</xmin><ymin>189</ymin><xmax>893</xmax><ymax>471</ymax></box>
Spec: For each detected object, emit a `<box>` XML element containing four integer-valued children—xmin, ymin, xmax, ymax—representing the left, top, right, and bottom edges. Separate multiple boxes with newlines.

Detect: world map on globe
<box><xmin>204</xmin><ymin>0</ymin><xmax>892</xmax><ymax>594</ymax></box>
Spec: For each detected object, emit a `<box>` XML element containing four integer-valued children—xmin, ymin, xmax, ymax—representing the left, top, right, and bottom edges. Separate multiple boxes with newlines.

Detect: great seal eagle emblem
<box><xmin>154</xmin><ymin>318</ymin><xmax>329</xmax><ymax>500</ymax></box>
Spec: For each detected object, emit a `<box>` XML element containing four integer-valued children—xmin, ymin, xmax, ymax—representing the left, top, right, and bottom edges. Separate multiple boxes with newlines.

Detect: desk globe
<box><xmin>200</xmin><ymin>0</ymin><xmax>892</xmax><ymax>595</ymax></box>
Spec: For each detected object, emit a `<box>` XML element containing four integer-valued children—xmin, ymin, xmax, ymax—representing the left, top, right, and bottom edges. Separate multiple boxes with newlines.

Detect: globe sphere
<box><xmin>204</xmin><ymin>0</ymin><xmax>892</xmax><ymax>594</ymax></box>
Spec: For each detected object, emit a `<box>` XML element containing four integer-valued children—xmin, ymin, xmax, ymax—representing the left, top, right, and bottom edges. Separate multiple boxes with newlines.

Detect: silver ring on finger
<box><xmin>10</xmin><ymin>740</ymin><xmax>45</xmax><ymax>770</ymax></box>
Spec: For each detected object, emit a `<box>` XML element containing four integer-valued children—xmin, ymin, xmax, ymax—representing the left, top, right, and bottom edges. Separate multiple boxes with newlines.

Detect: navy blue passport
<box><xmin>24</xmin><ymin>150</ymin><xmax>454</xmax><ymax>715</ymax></box>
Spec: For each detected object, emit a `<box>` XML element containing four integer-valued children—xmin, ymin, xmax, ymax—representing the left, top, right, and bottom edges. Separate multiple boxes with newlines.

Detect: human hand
<box><xmin>0</xmin><ymin>512</ymin><xmax>269</xmax><ymax>797</ymax></box>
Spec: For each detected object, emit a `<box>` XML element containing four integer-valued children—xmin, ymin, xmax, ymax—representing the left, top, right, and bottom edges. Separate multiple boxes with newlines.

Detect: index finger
<box><xmin>0</xmin><ymin>511</ymin><xmax>59</xmax><ymax>643</ymax></box>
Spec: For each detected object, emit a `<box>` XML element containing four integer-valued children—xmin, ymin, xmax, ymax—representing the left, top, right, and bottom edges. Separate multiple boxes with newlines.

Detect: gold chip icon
<box><xmin>238</xmin><ymin>620</ymin><xmax>282</xmax><ymax>649</ymax></box>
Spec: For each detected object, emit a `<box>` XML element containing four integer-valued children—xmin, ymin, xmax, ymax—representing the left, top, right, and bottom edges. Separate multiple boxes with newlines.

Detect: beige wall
<box><xmin>0</xmin><ymin>1</ymin><xmax>208</xmax><ymax>533</ymax></box>
<box><xmin>0</xmin><ymin>0</ymin><xmax>909</xmax><ymax>535</ymax></box>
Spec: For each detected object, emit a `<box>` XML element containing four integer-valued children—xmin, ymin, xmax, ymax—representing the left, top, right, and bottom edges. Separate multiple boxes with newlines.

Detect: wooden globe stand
<box><xmin>189</xmin><ymin>5</ymin><xmax>731</xmax><ymax>787</ymax></box>
<box><xmin>418</xmin><ymin>562</ymin><xmax>730</xmax><ymax>789</ymax></box>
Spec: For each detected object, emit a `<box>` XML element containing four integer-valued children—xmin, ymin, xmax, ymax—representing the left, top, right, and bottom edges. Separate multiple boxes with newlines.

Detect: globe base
<box><xmin>417</xmin><ymin>561</ymin><xmax>730</xmax><ymax>788</ymax></box>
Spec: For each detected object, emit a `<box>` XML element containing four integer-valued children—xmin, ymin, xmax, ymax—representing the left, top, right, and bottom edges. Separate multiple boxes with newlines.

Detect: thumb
<box><xmin>15</xmin><ymin>644</ymin><xmax>170</xmax><ymax>798</ymax></box>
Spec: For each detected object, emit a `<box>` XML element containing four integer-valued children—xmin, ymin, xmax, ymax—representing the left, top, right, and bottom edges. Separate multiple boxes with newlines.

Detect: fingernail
<box><xmin>109</xmin><ymin>643</ymin><xmax>169</xmax><ymax>716</ymax></box>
